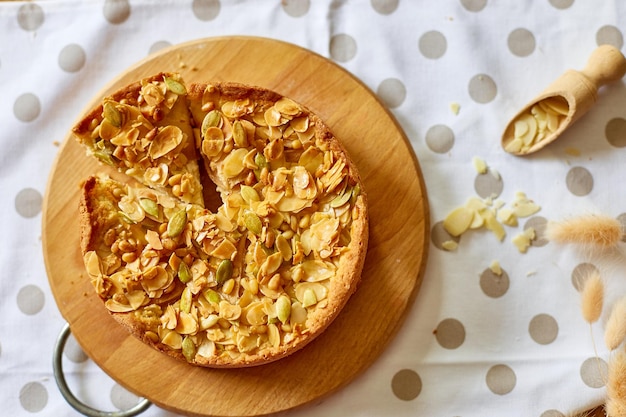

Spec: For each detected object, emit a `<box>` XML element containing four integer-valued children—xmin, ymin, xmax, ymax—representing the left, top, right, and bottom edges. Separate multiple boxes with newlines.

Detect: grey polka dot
<box><xmin>58</xmin><ymin>44</ymin><xmax>86</xmax><ymax>73</ymax></box>
<box><xmin>391</xmin><ymin>369</ymin><xmax>422</xmax><ymax>401</ymax></box>
<box><xmin>14</xmin><ymin>93</ymin><xmax>41</xmax><ymax>122</ymax></box>
<box><xmin>18</xmin><ymin>3</ymin><xmax>45</xmax><ymax>31</ymax></box>
<box><xmin>329</xmin><ymin>34</ymin><xmax>357</xmax><ymax>63</ymax></box>
<box><xmin>431</xmin><ymin>221</ymin><xmax>460</xmax><ymax>250</ymax></box>
<box><xmin>507</xmin><ymin>28</ymin><xmax>536</xmax><ymax>57</ymax></box>
<box><xmin>525</xmin><ymin>216</ymin><xmax>548</xmax><ymax>247</ymax></box>
<box><xmin>461</xmin><ymin>0</ymin><xmax>487</xmax><ymax>12</ymax></box>
<box><xmin>111</xmin><ymin>383</ymin><xmax>142</xmax><ymax>411</ymax></box>
<box><xmin>605</xmin><ymin>118</ymin><xmax>626</xmax><ymax>148</ymax></box>
<box><xmin>572</xmin><ymin>263</ymin><xmax>599</xmax><ymax>291</ymax></box>
<box><xmin>192</xmin><ymin>0</ymin><xmax>221</xmax><ymax>22</ymax></box>
<box><xmin>474</xmin><ymin>170</ymin><xmax>503</xmax><ymax>199</ymax></box>
<box><xmin>282</xmin><ymin>0</ymin><xmax>310</xmax><ymax>17</ymax></box>
<box><xmin>549</xmin><ymin>0</ymin><xmax>574</xmax><ymax>9</ymax></box>
<box><xmin>15</xmin><ymin>188</ymin><xmax>42</xmax><ymax>218</ymax></box>
<box><xmin>17</xmin><ymin>285</ymin><xmax>45</xmax><ymax>315</ymax></box>
<box><xmin>480</xmin><ymin>268</ymin><xmax>509</xmax><ymax>298</ymax></box>
<box><xmin>419</xmin><ymin>31</ymin><xmax>447</xmax><ymax>59</ymax></box>
<box><xmin>597</xmin><ymin>25</ymin><xmax>624</xmax><ymax>49</ymax></box>
<box><xmin>541</xmin><ymin>410</ymin><xmax>565</xmax><ymax>417</ymax></box>
<box><xmin>425</xmin><ymin>125</ymin><xmax>455</xmax><ymax>153</ymax></box>
<box><xmin>148</xmin><ymin>41</ymin><xmax>172</xmax><ymax>55</ymax></box>
<box><xmin>529</xmin><ymin>313</ymin><xmax>558</xmax><ymax>345</ymax></box>
<box><xmin>103</xmin><ymin>0</ymin><xmax>131</xmax><ymax>24</ymax></box>
<box><xmin>486</xmin><ymin>364</ymin><xmax>516</xmax><ymax>395</ymax></box>
<box><xmin>566</xmin><ymin>166</ymin><xmax>593</xmax><ymax>196</ymax></box>
<box><xmin>435</xmin><ymin>318</ymin><xmax>465</xmax><ymax>349</ymax></box>
<box><xmin>20</xmin><ymin>382</ymin><xmax>48</xmax><ymax>412</ymax></box>
<box><xmin>580</xmin><ymin>357</ymin><xmax>608</xmax><ymax>388</ymax></box>
<box><xmin>371</xmin><ymin>0</ymin><xmax>399</xmax><ymax>14</ymax></box>
<box><xmin>377</xmin><ymin>78</ymin><xmax>406</xmax><ymax>109</ymax></box>
<box><xmin>468</xmin><ymin>74</ymin><xmax>497</xmax><ymax>104</ymax></box>
<box><xmin>65</xmin><ymin>333</ymin><xmax>89</xmax><ymax>363</ymax></box>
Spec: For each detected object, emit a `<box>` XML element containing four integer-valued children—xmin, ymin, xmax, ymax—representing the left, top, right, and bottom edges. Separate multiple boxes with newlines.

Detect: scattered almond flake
<box><xmin>511</xmin><ymin>191</ymin><xmax>541</xmax><ymax>218</ymax></box>
<box><xmin>53</xmin><ymin>140</ymin><xmax>60</xmax><ymax>147</ymax></box>
<box><xmin>440</xmin><ymin>159</ymin><xmax>542</xmax><ymax>250</ymax></box>
<box><xmin>512</xmin><ymin>227</ymin><xmax>536</xmax><ymax>253</ymax></box>
<box><xmin>493</xmin><ymin>199</ymin><xmax>505</xmax><ymax>210</ymax></box>
<box><xmin>441</xmin><ymin>240</ymin><xmax>458</xmax><ymax>251</ymax></box>
<box><xmin>468</xmin><ymin>209</ymin><xmax>485</xmax><ymax>229</ymax></box>
<box><xmin>466</xmin><ymin>196</ymin><xmax>487</xmax><ymax>211</ymax></box>
<box><xmin>565</xmin><ymin>147</ymin><xmax>581</xmax><ymax>157</ymax></box>
<box><xmin>489</xmin><ymin>260</ymin><xmax>502</xmax><ymax>276</ymax></box>
<box><xmin>482</xmin><ymin>208</ymin><xmax>506</xmax><ymax>241</ymax></box>
<box><xmin>526</xmin><ymin>270</ymin><xmax>537</xmax><ymax>277</ymax></box>
<box><xmin>450</xmin><ymin>101</ymin><xmax>461</xmax><ymax>115</ymax></box>
<box><xmin>496</xmin><ymin>207</ymin><xmax>518</xmax><ymax>227</ymax></box>
<box><xmin>490</xmin><ymin>168</ymin><xmax>501</xmax><ymax>180</ymax></box>
<box><xmin>443</xmin><ymin>206</ymin><xmax>474</xmax><ymax>236</ymax></box>
<box><xmin>472</xmin><ymin>156</ymin><xmax>488</xmax><ymax>174</ymax></box>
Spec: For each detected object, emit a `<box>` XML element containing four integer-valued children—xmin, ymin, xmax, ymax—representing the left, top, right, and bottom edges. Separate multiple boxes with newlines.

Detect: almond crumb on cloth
<box><xmin>489</xmin><ymin>260</ymin><xmax>502</xmax><ymax>276</ymax></box>
<box><xmin>450</xmin><ymin>101</ymin><xmax>461</xmax><ymax>115</ymax></box>
<box><xmin>511</xmin><ymin>227</ymin><xmax>535</xmax><ymax>253</ymax></box>
<box><xmin>441</xmin><ymin>159</ymin><xmax>541</xmax><ymax>251</ymax></box>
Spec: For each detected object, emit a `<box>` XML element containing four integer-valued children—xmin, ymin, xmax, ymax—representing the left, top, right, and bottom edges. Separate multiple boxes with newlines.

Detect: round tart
<box><xmin>74</xmin><ymin>73</ymin><xmax>368</xmax><ymax>367</ymax></box>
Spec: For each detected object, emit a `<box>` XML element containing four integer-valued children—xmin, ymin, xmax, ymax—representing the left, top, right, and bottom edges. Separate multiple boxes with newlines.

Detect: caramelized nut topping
<box><xmin>77</xmin><ymin>74</ymin><xmax>367</xmax><ymax>367</ymax></box>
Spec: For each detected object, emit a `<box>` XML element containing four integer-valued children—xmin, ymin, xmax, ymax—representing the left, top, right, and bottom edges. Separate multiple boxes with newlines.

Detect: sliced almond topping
<box><xmin>149</xmin><ymin>125</ymin><xmax>183</xmax><ymax>159</ymax></box>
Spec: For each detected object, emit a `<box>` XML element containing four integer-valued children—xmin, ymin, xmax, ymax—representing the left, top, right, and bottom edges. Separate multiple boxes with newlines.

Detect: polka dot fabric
<box><xmin>2</xmin><ymin>1</ymin><xmax>626</xmax><ymax>416</ymax></box>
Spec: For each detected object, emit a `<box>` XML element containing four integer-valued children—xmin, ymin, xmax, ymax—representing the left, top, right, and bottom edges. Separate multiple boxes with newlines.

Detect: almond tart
<box><xmin>75</xmin><ymin>73</ymin><xmax>368</xmax><ymax>368</ymax></box>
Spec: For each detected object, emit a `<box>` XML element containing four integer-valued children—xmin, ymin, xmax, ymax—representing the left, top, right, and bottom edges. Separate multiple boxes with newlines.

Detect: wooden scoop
<box><xmin>502</xmin><ymin>45</ymin><xmax>626</xmax><ymax>155</ymax></box>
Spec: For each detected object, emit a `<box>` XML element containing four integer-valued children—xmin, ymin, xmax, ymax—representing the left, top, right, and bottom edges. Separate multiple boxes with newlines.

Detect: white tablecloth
<box><xmin>3</xmin><ymin>0</ymin><xmax>626</xmax><ymax>416</ymax></box>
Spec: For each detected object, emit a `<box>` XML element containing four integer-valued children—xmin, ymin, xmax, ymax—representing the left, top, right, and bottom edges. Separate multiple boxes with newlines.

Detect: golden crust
<box><xmin>75</xmin><ymin>75</ymin><xmax>368</xmax><ymax>368</ymax></box>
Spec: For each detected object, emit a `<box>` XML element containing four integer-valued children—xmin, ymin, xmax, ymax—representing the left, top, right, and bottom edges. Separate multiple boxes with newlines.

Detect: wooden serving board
<box><xmin>42</xmin><ymin>36</ymin><xmax>429</xmax><ymax>416</ymax></box>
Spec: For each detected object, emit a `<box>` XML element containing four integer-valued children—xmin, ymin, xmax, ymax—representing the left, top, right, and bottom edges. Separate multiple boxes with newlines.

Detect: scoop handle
<box><xmin>580</xmin><ymin>44</ymin><xmax>626</xmax><ymax>87</ymax></box>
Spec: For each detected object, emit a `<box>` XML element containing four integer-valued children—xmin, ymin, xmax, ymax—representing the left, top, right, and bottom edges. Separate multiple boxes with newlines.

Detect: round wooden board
<box><xmin>42</xmin><ymin>36</ymin><xmax>429</xmax><ymax>417</ymax></box>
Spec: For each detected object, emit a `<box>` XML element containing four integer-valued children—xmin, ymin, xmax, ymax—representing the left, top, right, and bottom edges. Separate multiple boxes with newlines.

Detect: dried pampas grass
<box><xmin>546</xmin><ymin>214</ymin><xmax>624</xmax><ymax>250</ymax></box>
<box><xmin>606</xmin><ymin>297</ymin><xmax>626</xmax><ymax>351</ymax></box>
<box><xmin>555</xmin><ymin>216</ymin><xmax>626</xmax><ymax>416</ymax></box>
<box><xmin>581</xmin><ymin>270</ymin><xmax>604</xmax><ymax>324</ymax></box>
<box><xmin>607</xmin><ymin>349</ymin><xmax>626</xmax><ymax>417</ymax></box>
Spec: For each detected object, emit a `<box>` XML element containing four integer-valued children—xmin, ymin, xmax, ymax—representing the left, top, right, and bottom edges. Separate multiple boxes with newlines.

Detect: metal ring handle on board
<box><xmin>53</xmin><ymin>322</ymin><xmax>153</xmax><ymax>417</ymax></box>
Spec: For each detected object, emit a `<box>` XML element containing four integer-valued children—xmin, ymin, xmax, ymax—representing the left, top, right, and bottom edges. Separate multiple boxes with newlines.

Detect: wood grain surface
<box><xmin>42</xmin><ymin>37</ymin><xmax>430</xmax><ymax>416</ymax></box>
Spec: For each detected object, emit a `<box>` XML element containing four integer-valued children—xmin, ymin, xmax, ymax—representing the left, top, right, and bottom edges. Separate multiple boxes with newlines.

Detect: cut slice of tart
<box><xmin>73</xmin><ymin>73</ymin><xmax>204</xmax><ymax>206</ymax></box>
